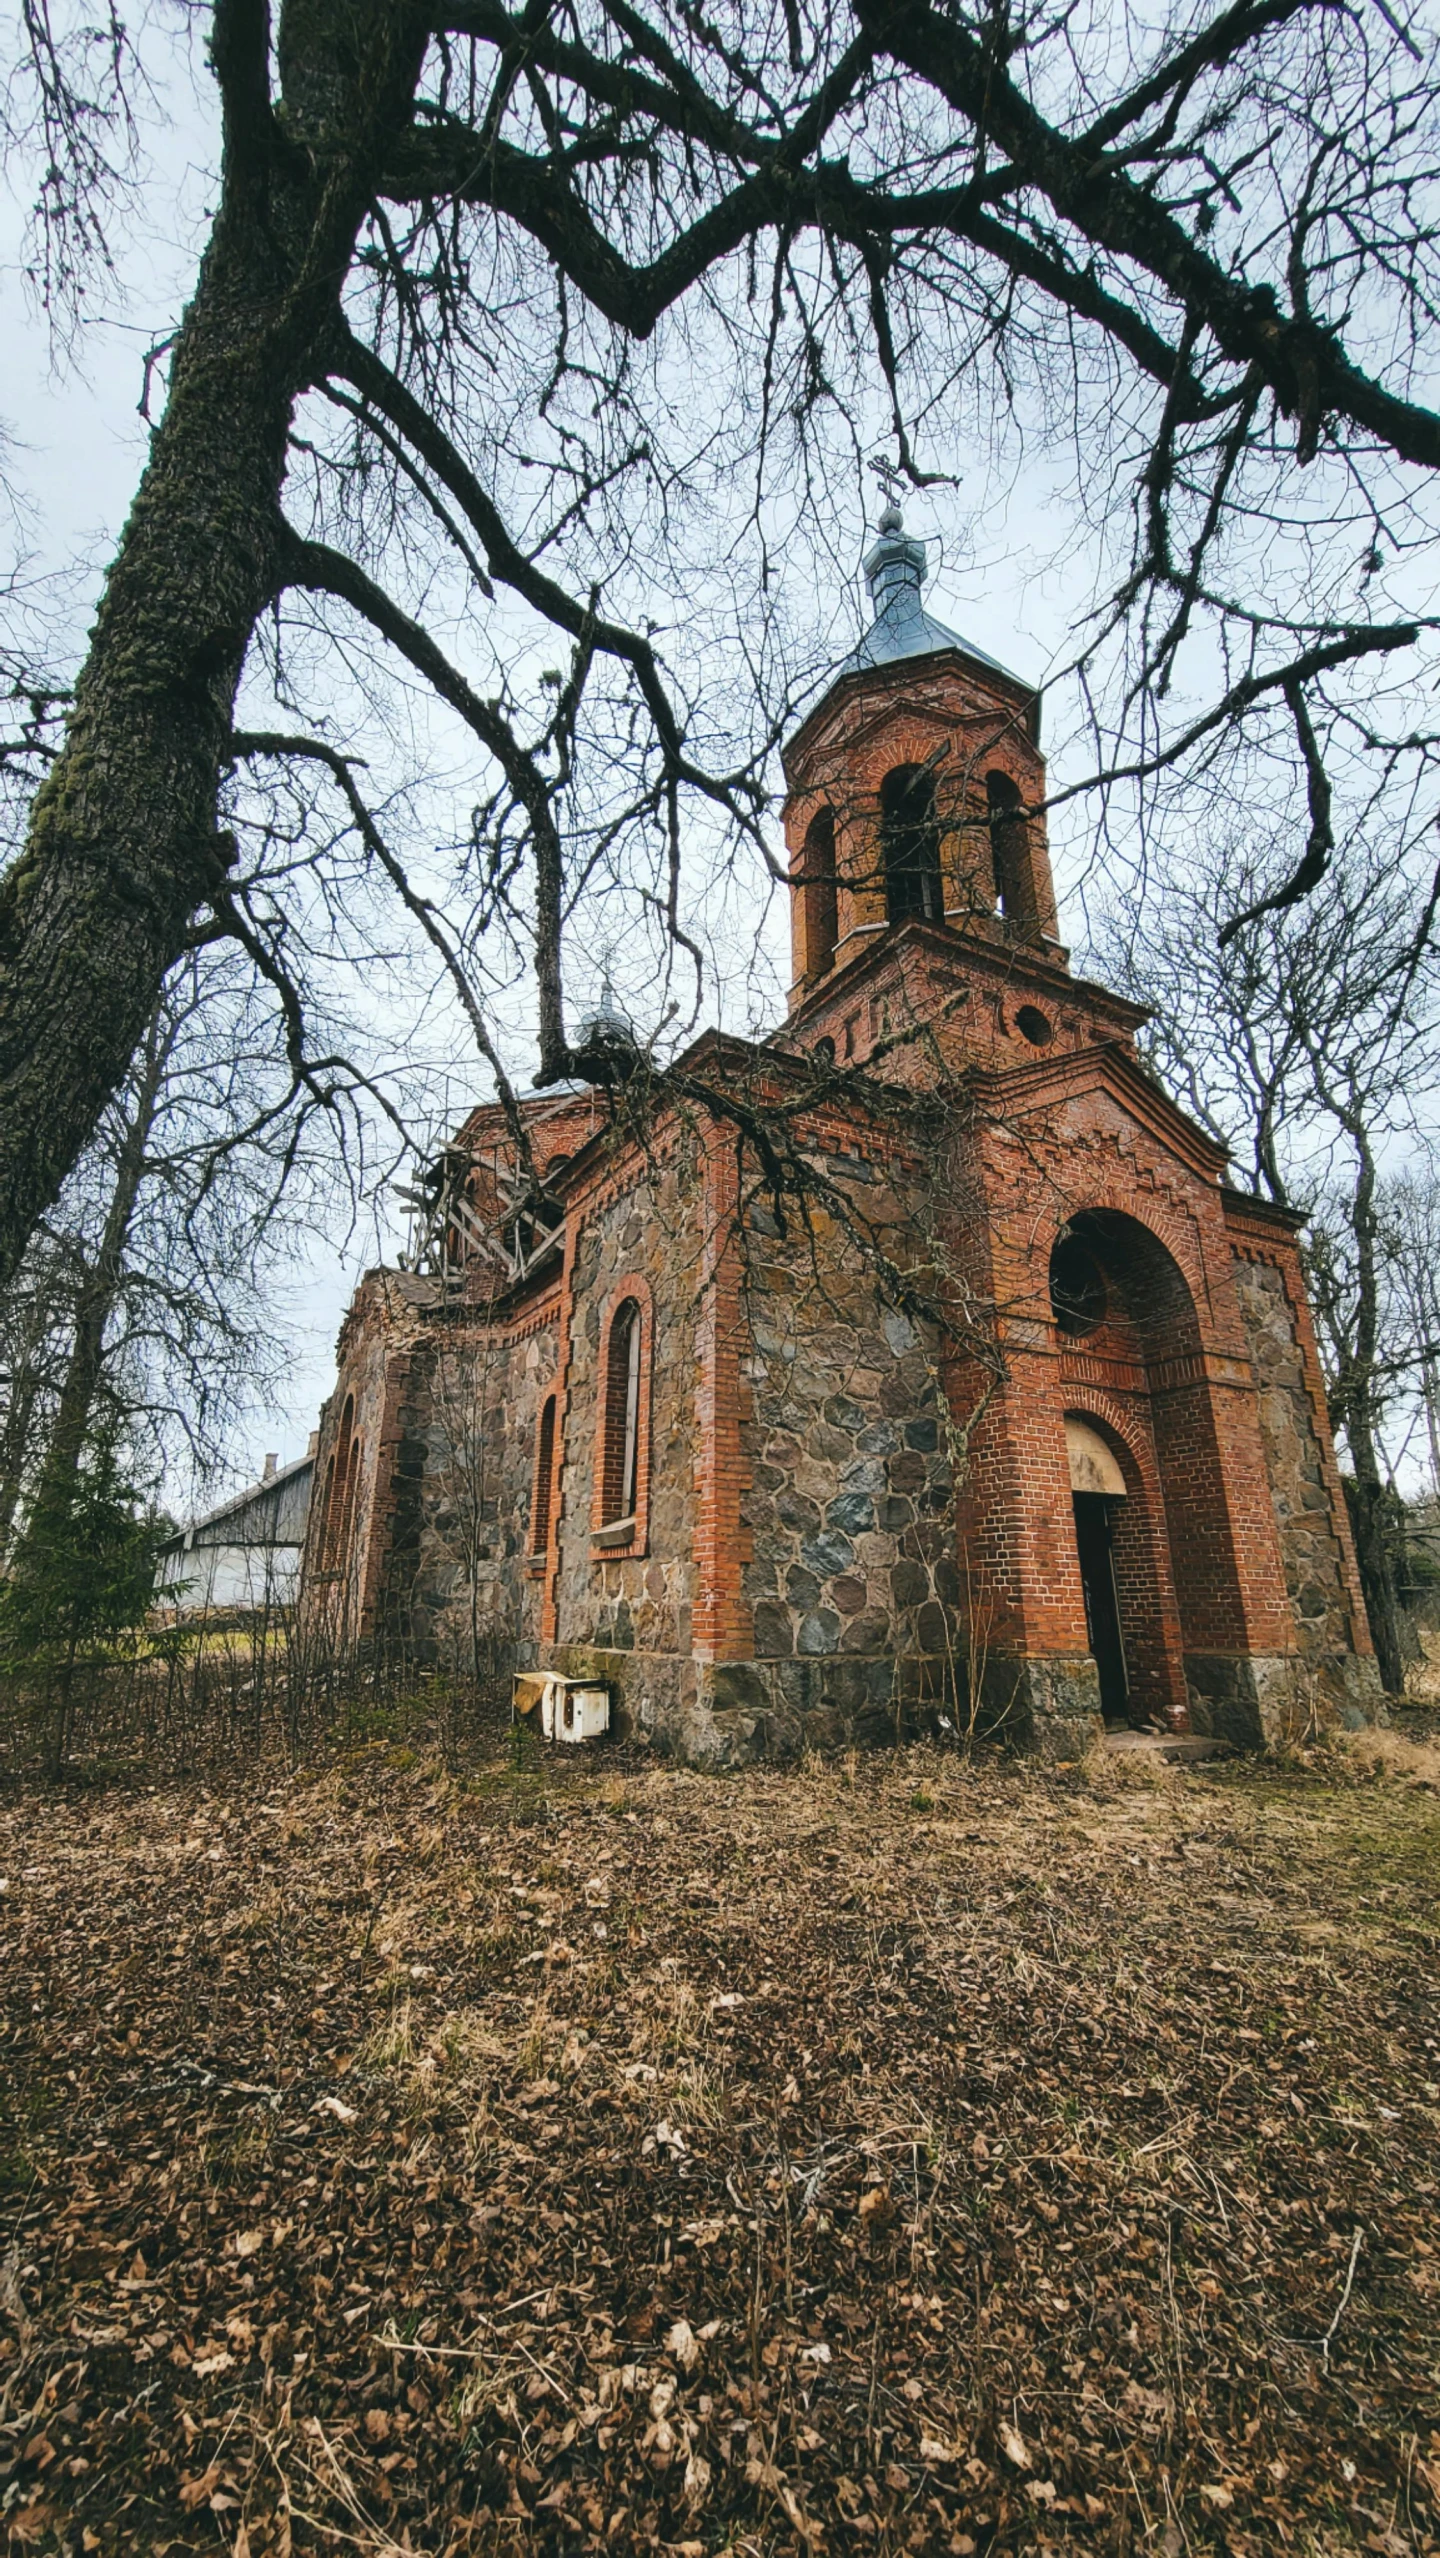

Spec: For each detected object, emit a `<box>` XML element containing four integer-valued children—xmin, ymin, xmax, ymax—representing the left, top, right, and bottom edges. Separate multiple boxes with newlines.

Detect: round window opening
<box><xmin>1016</xmin><ymin>1004</ymin><xmax>1053</xmax><ymax>1046</ymax></box>
<box><xmin>813</xmin><ymin>1034</ymin><xmax>836</xmax><ymax>1068</ymax></box>
<box><xmin>1050</xmin><ymin>1234</ymin><xmax>1108</xmax><ymax>1338</ymax></box>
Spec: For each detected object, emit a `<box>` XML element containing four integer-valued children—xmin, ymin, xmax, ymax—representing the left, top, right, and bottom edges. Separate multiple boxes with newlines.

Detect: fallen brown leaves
<box><xmin>0</xmin><ymin>1734</ymin><xmax>1438</xmax><ymax>2556</ymax></box>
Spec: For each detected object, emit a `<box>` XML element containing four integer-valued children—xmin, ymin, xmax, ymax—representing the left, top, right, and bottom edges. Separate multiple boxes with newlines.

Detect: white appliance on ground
<box><xmin>513</xmin><ymin>1672</ymin><xmax>612</xmax><ymax>1743</ymax></box>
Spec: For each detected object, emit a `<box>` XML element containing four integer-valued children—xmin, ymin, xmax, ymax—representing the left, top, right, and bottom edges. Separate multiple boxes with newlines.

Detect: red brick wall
<box><xmin>937</xmin><ymin>1065</ymin><xmax>1309</xmax><ymax>1708</ymax></box>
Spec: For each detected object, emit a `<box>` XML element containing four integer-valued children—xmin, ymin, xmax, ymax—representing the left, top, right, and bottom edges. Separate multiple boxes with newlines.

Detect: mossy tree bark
<box><xmin>0</xmin><ymin>0</ymin><xmax>427</xmax><ymax>1294</ymax></box>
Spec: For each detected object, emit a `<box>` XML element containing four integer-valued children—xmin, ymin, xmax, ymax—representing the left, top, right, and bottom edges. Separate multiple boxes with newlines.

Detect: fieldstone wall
<box><xmin>1232</xmin><ymin>1256</ymin><xmax>1354</xmax><ymax>1656</ymax></box>
<box><xmin>380</xmin><ymin>1309</ymin><xmax>558</xmax><ymax>1669</ymax></box>
<box><xmin>736</xmin><ymin>1150</ymin><xmax>959</xmax><ymax>1739</ymax></box>
<box><xmin>545</xmin><ymin>1141</ymin><xmax>978</xmax><ymax>1765</ymax></box>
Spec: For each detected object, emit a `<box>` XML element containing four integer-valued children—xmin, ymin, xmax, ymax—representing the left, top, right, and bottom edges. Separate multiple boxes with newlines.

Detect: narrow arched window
<box><xmin>800</xmin><ymin>807</ymin><xmax>838</xmax><ymax>976</ymax></box>
<box><xmin>601</xmin><ymin>1299</ymin><xmax>643</xmax><ymax>1527</ymax></box>
<box><xmin>319</xmin><ymin>1451</ymin><xmax>337</xmax><ymax>1566</ymax></box>
<box><xmin>987</xmin><ymin>770</ymin><xmax>1029</xmax><ymax>921</ymax></box>
<box><xmin>880</xmin><ymin>766</ymin><xmax>942</xmax><ymax>925</ymax></box>
<box><xmin>532</xmin><ymin>1393</ymin><xmax>558</xmax><ymax>1555</ymax></box>
<box><xmin>339</xmin><ymin>1436</ymin><xmax>362</xmax><ymax>1562</ymax></box>
<box><xmin>323</xmin><ymin>1395</ymin><xmax>355</xmax><ymax>1566</ymax></box>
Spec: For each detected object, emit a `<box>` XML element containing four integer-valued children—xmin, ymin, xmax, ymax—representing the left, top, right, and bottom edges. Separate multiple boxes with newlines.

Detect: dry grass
<box><xmin>0</xmin><ymin>1730</ymin><xmax>1437</xmax><ymax>2555</ymax></box>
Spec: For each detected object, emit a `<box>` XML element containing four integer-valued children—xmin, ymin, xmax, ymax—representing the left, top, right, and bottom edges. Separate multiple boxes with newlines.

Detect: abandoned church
<box><xmin>299</xmin><ymin>508</ymin><xmax>1383</xmax><ymax>1762</ymax></box>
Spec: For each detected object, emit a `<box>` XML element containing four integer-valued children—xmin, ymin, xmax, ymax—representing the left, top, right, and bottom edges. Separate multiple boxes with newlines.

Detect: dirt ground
<box><xmin>1</xmin><ymin>1725</ymin><xmax>1438</xmax><ymax>2557</ymax></box>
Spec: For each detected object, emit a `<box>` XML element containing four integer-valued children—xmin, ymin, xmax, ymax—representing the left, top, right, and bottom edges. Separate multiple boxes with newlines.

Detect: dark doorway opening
<box><xmin>1073</xmin><ymin>1491</ymin><xmax>1129</xmax><ymax>1722</ymax></box>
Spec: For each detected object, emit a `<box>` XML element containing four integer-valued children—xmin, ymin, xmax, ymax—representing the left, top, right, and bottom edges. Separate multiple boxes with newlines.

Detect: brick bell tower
<box><xmin>779</xmin><ymin>503</ymin><xmax>1092</xmax><ymax>1076</ymax></box>
<box><xmin>770</xmin><ymin>505</ymin><xmax>1381</xmax><ymax>1752</ymax></box>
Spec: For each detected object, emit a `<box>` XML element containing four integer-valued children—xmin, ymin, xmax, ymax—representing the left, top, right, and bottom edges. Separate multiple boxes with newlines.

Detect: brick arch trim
<box><xmin>1062</xmin><ymin>1399</ymin><xmax>1159</xmax><ymax>1508</ymax></box>
<box><xmin>1038</xmin><ymin>1185</ymin><xmax>1212</xmax><ymax>1325</ymax></box>
<box><xmin>318</xmin><ymin>1389</ymin><xmax>357</xmax><ymax>1570</ymax></box>
<box><xmin>529</xmin><ymin>1379</ymin><xmax>563</xmax><ymax>1569</ymax></box>
<box><xmin>591</xmin><ymin>1275</ymin><xmax>655</xmax><ymax>1559</ymax></box>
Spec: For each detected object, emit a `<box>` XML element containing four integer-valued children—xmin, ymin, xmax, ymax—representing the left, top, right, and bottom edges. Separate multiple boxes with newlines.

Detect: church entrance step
<box><xmin>1103</xmin><ymin>1728</ymin><xmax>1233</xmax><ymax>1763</ymax></box>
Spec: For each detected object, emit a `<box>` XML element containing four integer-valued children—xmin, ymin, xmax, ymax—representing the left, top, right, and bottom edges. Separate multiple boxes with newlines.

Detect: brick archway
<box><xmin>1041</xmin><ymin>1184</ymin><xmax>1211</xmax><ymax>1324</ymax></box>
<box><xmin>1051</xmin><ymin>1208</ymin><xmax>1249</xmax><ymax>1722</ymax></box>
<box><xmin>1063</xmin><ymin>1403</ymin><xmax>1188</xmax><ymax>1728</ymax></box>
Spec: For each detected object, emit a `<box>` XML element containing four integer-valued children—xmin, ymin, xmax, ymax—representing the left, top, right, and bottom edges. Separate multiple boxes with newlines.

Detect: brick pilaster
<box><xmin>541</xmin><ymin>1213</ymin><xmax>581</xmax><ymax>1646</ymax></box>
<box><xmin>692</xmin><ymin>1135</ymin><xmax>753</xmax><ymax>1661</ymax></box>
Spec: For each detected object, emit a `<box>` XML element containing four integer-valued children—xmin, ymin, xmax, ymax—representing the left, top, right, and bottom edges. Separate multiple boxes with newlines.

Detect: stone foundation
<box><xmin>542</xmin><ymin>1642</ymin><xmax>1107</xmax><ymax>1766</ymax></box>
<box><xmin>539</xmin><ymin>1638</ymin><xmax>1385</xmax><ymax>1765</ymax></box>
<box><xmin>980</xmin><ymin>1654</ymin><xmax>1102</xmax><ymax>1760</ymax></box>
<box><xmin>1185</xmin><ymin>1648</ymin><xmax>1385</xmax><ymax>1748</ymax></box>
<box><xmin>544</xmin><ymin>1643</ymin><xmax>970</xmax><ymax>1767</ymax></box>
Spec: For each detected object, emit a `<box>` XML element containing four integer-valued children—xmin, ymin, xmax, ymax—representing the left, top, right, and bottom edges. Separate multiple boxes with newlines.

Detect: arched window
<box><xmin>799</xmin><ymin>807</ymin><xmax>838</xmax><ymax>976</ymax></box>
<box><xmin>1050</xmin><ymin>1232</ymin><xmax>1108</xmax><ymax>1339</ymax></box>
<box><xmin>987</xmin><ymin>770</ymin><xmax>1030</xmax><ymax>922</ymax></box>
<box><xmin>318</xmin><ymin>1451</ymin><xmax>336</xmax><ymax>1563</ymax></box>
<box><xmin>531</xmin><ymin>1392</ymin><xmax>558</xmax><ymax>1556</ymax></box>
<box><xmin>339</xmin><ymin>1436</ymin><xmax>363</xmax><ymax>1560</ymax></box>
<box><xmin>880</xmin><ymin>766</ymin><xmax>942</xmax><ymax>926</ymax></box>
<box><xmin>322</xmin><ymin>1394</ymin><xmax>356</xmax><ymax>1567</ymax></box>
<box><xmin>600</xmin><ymin>1298</ymin><xmax>643</xmax><ymax>1528</ymax></box>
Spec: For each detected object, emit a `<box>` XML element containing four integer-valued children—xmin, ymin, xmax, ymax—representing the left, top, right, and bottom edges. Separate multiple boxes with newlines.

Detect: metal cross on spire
<box><xmin>869</xmin><ymin>456</ymin><xmax>906</xmax><ymax>525</ymax></box>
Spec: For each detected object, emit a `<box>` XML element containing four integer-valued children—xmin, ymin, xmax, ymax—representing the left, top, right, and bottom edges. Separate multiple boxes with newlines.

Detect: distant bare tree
<box><xmin>1</xmin><ymin>942</ymin><xmax>337</xmax><ymax>1565</ymax></box>
<box><xmin>1379</xmin><ymin>1171</ymin><xmax>1440</xmax><ymax>1498</ymax></box>
<box><xmin>1092</xmin><ymin>826</ymin><xmax>1440</xmax><ymax>1693</ymax></box>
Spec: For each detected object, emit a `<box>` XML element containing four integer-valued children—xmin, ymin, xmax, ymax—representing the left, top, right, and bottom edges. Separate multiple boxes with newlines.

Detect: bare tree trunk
<box><xmin>0</xmin><ymin>0</ymin><xmax>427</xmax><ymax>1294</ymax></box>
<box><xmin>0</xmin><ymin>1274</ymin><xmax>59</xmax><ymax>1555</ymax></box>
<box><xmin>1424</xmin><ymin>1361</ymin><xmax>1440</xmax><ymax>1502</ymax></box>
<box><xmin>0</xmin><ymin>1362</ymin><xmax>43</xmax><ymax>1556</ymax></box>
<box><xmin>1343</xmin><ymin>1438</ymin><xmax>1410</xmax><ymax>1696</ymax></box>
<box><xmin>1335</xmin><ymin>1124</ymin><xmax>1411</xmax><ymax>1693</ymax></box>
<box><xmin>0</xmin><ymin>259</ymin><xmax>291</xmax><ymax>1288</ymax></box>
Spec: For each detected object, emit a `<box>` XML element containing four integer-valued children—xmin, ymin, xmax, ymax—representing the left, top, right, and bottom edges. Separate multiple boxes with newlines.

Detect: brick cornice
<box><xmin>1220</xmin><ymin>1183</ymin><xmax>1308</xmax><ymax>1240</ymax></box>
<box><xmin>782</xmin><ymin>644</ymin><xmax>1040</xmax><ymax>781</ymax></box>
<box><xmin>973</xmin><ymin>1040</ymin><xmax>1231</xmax><ymax>1183</ymax></box>
<box><xmin>780</xmin><ymin>918</ymin><xmax>1148</xmax><ymax>1049</ymax></box>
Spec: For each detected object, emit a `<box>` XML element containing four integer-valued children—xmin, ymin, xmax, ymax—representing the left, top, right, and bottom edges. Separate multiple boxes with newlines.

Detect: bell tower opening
<box><xmin>799</xmin><ymin>805</ymin><xmax>838</xmax><ymax>978</ymax></box>
<box><xmin>987</xmin><ymin>770</ymin><xmax>1031</xmax><ymax>923</ymax></box>
<box><xmin>881</xmin><ymin>765</ymin><xmax>943</xmax><ymax>925</ymax></box>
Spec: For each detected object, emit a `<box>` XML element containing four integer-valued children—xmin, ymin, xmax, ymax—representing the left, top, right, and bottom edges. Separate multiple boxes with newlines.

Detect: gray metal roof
<box><xmin>833</xmin><ymin>506</ymin><xmax>1020</xmax><ymax>686</ymax></box>
<box><xmin>160</xmin><ymin>1452</ymin><xmax>314</xmax><ymax>1553</ymax></box>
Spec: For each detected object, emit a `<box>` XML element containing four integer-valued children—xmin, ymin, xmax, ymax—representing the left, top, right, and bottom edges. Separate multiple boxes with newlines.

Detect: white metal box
<box><xmin>514</xmin><ymin>1672</ymin><xmax>611</xmax><ymax>1743</ymax></box>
